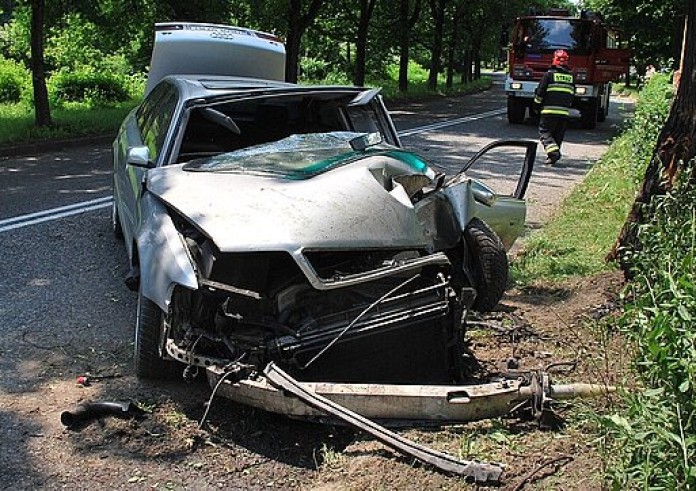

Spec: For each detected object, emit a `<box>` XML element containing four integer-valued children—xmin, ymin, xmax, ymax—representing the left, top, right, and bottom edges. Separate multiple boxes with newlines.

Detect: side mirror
<box><xmin>126</xmin><ymin>146</ymin><xmax>154</xmax><ymax>169</ymax></box>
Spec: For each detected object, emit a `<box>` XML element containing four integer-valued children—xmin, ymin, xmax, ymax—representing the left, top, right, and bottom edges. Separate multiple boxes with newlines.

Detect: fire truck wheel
<box><xmin>464</xmin><ymin>218</ymin><xmax>508</xmax><ymax>312</ymax></box>
<box><xmin>580</xmin><ymin>100</ymin><xmax>598</xmax><ymax>129</ymax></box>
<box><xmin>597</xmin><ymin>101</ymin><xmax>607</xmax><ymax>122</ymax></box>
<box><xmin>507</xmin><ymin>98</ymin><xmax>526</xmax><ymax>124</ymax></box>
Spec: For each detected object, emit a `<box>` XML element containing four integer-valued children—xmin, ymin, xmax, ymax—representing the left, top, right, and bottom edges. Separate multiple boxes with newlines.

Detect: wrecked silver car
<box><xmin>113</xmin><ymin>93</ymin><xmax>534</xmax><ymax>386</ymax></box>
<box><xmin>112</xmin><ymin>23</ymin><xmax>534</xmax><ymax>387</ymax></box>
<box><xmin>111</xmin><ymin>23</ymin><xmax>611</xmax><ymax>482</ymax></box>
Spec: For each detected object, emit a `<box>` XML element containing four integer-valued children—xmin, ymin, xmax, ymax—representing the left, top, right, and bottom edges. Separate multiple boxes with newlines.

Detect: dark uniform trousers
<box><xmin>538</xmin><ymin>115</ymin><xmax>567</xmax><ymax>163</ymax></box>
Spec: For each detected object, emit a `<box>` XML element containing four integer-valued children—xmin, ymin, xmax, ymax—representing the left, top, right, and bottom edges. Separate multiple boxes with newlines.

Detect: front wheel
<box><xmin>134</xmin><ymin>290</ymin><xmax>180</xmax><ymax>380</ymax></box>
<box><xmin>464</xmin><ymin>218</ymin><xmax>509</xmax><ymax>312</ymax></box>
<box><xmin>507</xmin><ymin>97</ymin><xmax>526</xmax><ymax>124</ymax></box>
<box><xmin>111</xmin><ymin>199</ymin><xmax>124</xmax><ymax>240</ymax></box>
<box><xmin>580</xmin><ymin>100</ymin><xmax>598</xmax><ymax>129</ymax></box>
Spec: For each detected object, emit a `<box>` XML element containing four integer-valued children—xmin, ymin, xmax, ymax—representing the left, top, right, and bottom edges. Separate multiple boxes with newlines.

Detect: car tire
<box><xmin>464</xmin><ymin>218</ymin><xmax>508</xmax><ymax>312</ymax></box>
<box><xmin>134</xmin><ymin>290</ymin><xmax>179</xmax><ymax>380</ymax></box>
<box><xmin>112</xmin><ymin>199</ymin><xmax>124</xmax><ymax>240</ymax></box>
<box><xmin>507</xmin><ymin>97</ymin><xmax>526</xmax><ymax>124</ymax></box>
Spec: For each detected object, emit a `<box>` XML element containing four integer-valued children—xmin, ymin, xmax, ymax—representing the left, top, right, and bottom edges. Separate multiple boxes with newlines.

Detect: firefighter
<box><xmin>534</xmin><ymin>49</ymin><xmax>575</xmax><ymax>165</ymax></box>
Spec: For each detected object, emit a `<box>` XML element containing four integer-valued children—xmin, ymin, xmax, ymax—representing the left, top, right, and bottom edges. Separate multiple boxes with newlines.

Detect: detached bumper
<box><xmin>206</xmin><ymin>364</ymin><xmax>609</xmax><ymax>423</ymax></box>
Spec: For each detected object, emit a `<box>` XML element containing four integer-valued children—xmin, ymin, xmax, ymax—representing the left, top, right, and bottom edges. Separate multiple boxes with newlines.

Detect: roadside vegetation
<box><xmin>512</xmin><ymin>73</ymin><xmax>673</xmax><ymax>284</ymax></box>
<box><xmin>0</xmin><ymin>58</ymin><xmax>490</xmax><ymax>146</ymax></box>
<box><xmin>513</xmin><ymin>73</ymin><xmax>696</xmax><ymax>488</ymax></box>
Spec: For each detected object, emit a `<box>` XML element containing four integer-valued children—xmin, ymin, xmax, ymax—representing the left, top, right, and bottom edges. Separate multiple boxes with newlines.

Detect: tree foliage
<box><xmin>611</xmin><ymin>0</ymin><xmax>696</xmax><ymax>264</ymax></box>
<box><xmin>585</xmin><ymin>0</ymin><xmax>688</xmax><ymax>72</ymax></box>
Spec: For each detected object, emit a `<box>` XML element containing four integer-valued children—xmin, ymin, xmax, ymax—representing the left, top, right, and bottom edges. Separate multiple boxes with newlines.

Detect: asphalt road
<box><xmin>0</xmin><ymin>75</ymin><xmax>633</xmax><ymax>488</ymax></box>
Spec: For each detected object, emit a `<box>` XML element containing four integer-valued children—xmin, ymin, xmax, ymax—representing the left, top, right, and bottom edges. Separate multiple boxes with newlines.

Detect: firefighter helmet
<box><xmin>553</xmin><ymin>49</ymin><xmax>569</xmax><ymax>66</ymax></box>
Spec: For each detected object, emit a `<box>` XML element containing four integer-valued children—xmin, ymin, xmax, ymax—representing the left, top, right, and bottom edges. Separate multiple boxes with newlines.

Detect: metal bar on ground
<box><xmin>264</xmin><ymin>362</ymin><xmax>504</xmax><ymax>484</ymax></box>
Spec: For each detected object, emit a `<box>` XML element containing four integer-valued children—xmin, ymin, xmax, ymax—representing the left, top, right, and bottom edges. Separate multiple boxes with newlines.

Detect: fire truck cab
<box><xmin>505</xmin><ymin>9</ymin><xmax>630</xmax><ymax>129</ymax></box>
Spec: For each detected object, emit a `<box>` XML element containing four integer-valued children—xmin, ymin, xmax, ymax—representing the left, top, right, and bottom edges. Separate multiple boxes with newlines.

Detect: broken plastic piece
<box><xmin>60</xmin><ymin>401</ymin><xmax>146</xmax><ymax>428</ymax></box>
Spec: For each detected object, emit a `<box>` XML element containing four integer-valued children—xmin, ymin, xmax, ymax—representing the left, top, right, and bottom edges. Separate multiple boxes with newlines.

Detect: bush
<box><xmin>0</xmin><ymin>55</ymin><xmax>29</xmax><ymax>103</ymax></box>
<box><xmin>49</xmin><ymin>70</ymin><xmax>130</xmax><ymax>106</ymax></box>
<box><xmin>599</xmin><ymin>74</ymin><xmax>695</xmax><ymax>488</ymax></box>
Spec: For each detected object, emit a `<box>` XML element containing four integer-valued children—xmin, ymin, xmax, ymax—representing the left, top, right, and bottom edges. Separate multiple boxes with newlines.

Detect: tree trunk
<box><xmin>609</xmin><ymin>8</ymin><xmax>696</xmax><ymax>267</ymax></box>
<box><xmin>285</xmin><ymin>0</ymin><xmax>325</xmax><ymax>83</ymax></box>
<box><xmin>398</xmin><ymin>0</ymin><xmax>410</xmax><ymax>92</ymax></box>
<box><xmin>472</xmin><ymin>36</ymin><xmax>481</xmax><ymax>80</ymax></box>
<box><xmin>459</xmin><ymin>46</ymin><xmax>470</xmax><ymax>84</ymax></box>
<box><xmin>30</xmin><ymin>0</ymin><xmax>51</xmax><ymax>127</ymax></box>
<box><xmin>427</xmin><ymin>0</ymin><xmax>446</xmax><ymax>91</ymax></box>
<box><xmin>445</xmin><ymin>5</ymin><xmax>461</xmax><ymax>89</ymax></box>
<box><xmin>398</xmin><ymin>0</ymin><xmax>421</xmax><ymax>92</ymax></box>
<box><xmin>353</xmin><ymin>0</ymin><xmax>376</xmax><ymax>87</ymax></box>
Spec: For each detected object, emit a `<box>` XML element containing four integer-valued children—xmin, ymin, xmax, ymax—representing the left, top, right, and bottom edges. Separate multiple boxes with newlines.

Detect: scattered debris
<box><xmin>508</xmin><ymin>454</ymin><xmax>574</xmax><ymax>491</ymax></box>
<box><xmin>264</xmin><ymin>362</ymin><xmax>505</xmax><ymax>484</ymax></box>
<box><xmin>60</xmin><ymin>401</ymin><xmax>146</xmax><ymax>429</ymax></box>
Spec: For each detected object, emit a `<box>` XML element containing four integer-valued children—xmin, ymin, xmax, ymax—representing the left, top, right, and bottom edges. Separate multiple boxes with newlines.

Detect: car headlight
<box><xmin>575</xmin><ymin>87</ymin><xmax>587</xmax><ymax>95</ymax></box>
<box><xmin>510</xmin><ymin>82</ymin><xmax>522</xmax><ymax>90</ymax></box>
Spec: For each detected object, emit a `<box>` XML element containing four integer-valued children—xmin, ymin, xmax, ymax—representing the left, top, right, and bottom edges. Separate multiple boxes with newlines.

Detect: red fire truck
<box><xmin>505</xmin><ymin>9</ymin><xmax>630</xmax><ymax>128</ymax></box>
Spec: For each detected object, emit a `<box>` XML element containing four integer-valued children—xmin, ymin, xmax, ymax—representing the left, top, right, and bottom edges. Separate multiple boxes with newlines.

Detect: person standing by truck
<box><xmin>534</xmin><ymin>49</ymin><xmax>575</xmax><ymax>165</ymax></box>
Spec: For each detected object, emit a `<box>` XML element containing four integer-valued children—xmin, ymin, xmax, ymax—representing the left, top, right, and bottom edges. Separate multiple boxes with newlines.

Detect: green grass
<box><xmin>0</xmin><ymin>99</ymin><xmax>138</xmax><ymax>145</ymax></box>
<box><xmin>377</xmin><ymin>76</ymin><xmax>492</xmax><ymax>101</ymax></box>
<box><xmin>512</xmin><ymin>73</ymin><xmax>673</xmax><ymax>286</ymax></box>
<box><xmin>511</xmin><ymin>137</ymin><xmax>641</xmax><ymax>284</ymax></box>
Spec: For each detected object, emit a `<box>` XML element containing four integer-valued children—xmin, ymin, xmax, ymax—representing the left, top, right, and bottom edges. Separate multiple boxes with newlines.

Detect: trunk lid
<box><xmin>145</xmin><ymin>22</ymin><xmax>286</xmax><ymax>95</ymax></box>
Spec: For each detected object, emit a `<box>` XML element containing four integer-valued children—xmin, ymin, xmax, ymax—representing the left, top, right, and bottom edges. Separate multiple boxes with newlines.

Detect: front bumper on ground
<box><xmin>206</xmin><ymin>364</ymin><xmax>611</xmax><ymax>424</ymax></box>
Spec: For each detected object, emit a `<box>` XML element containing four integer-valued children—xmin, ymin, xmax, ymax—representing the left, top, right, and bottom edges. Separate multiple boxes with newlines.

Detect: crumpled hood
<box><xmin>146</xmin><ymin>155</ymin><xmax>432</xmax><ymax>252</ymax></box>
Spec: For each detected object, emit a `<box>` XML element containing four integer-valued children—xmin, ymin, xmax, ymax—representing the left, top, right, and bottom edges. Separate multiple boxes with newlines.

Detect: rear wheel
<box><xmin>464</xmin><ymin>218</ymin><xmax>508</xmax><ymax>312</ymax></box>
<box><xmin>134</xmin><ymin>289</ymin><xmax>180</xmax><ymax>380</ymax></box>
<box><xmin>507</xmin><ymin>97</ymin><xmax>526</xmax><ymax>124</ymax></box>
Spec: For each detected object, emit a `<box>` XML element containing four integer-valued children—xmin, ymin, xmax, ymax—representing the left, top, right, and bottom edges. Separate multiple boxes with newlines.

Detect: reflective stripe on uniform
<box><xmin>534</xmin><ymin>96</ymin><xmax>542</xmax><ymax>104</ymax></box>
<box><xmin>544</xmin><ymin>144</ymin><xmax>560</xmax><ymax>154</ymax></box>
<box><xmin>547</xmin><ymin>86</ymin><xmax>574</xmax><ymax>94</ymax></box>
<box><xmin>541</xmin><ymin>108</ymin><xmax>570</xmax><ymax>116</ymax></box>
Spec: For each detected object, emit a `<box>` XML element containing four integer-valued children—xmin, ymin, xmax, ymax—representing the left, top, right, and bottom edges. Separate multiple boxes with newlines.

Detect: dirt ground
<box><xmin>1</xmin><ymin>269</ymin><xmax>629</xmax><ymax>490</ymax></box>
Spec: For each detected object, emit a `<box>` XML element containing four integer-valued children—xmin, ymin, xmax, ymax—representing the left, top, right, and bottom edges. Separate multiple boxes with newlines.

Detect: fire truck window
<box><xmin>521</xmin><ymin>19</ymin><xmax>592</xmax><ymax>55</ymax></box>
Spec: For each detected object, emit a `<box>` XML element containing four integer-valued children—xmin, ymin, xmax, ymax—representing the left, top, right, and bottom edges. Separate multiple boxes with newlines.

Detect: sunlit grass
<box><xmin>0</xmin><ymin>99</ymin><xmax>138</xmax><ymax>145</ymax></box>
<box><xmin>511</xmin><ymin>74</ymin><xmax>672</xmax><ymax>286</ymax></box>
<box><xmin>511</xmin><ymin>137</ymin><xmax>639</xmax><ymax>284</ymax></box>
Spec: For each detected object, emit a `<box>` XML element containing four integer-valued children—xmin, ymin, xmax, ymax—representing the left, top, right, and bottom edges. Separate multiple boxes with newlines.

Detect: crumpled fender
<box><xmin>136</xmin><ymin>193</ymin><xmax>198</xmax><ymax>311</ymax></box>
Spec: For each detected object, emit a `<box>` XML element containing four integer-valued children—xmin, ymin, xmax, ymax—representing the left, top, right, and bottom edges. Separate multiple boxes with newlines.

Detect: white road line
<box><xmin>1</xmin><ymin>107</ymin><xmax>505</xmax><ymax>233</ymax></box>
<box><xmin>0</xmin><ymin>201</ymin><xmax>112</xmax><ymax>233</ymax></box>
<box><xmin>397</xmin><ymin>108</ymin><xmax>506</xmax><ymax>137</ymax></box>
<box><xmin>0</xmin><ymin>195</ymin><xmax>112</xmax><ymax>227</ymax></box>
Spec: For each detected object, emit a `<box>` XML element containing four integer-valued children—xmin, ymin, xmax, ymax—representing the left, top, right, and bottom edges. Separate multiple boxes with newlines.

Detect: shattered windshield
<box><xmin>183</xmin><ymin>132</ymin><xmax>391</xmax><ymax>179</ymax></box>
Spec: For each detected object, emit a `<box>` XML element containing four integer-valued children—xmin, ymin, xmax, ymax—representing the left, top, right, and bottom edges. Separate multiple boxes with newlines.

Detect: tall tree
<box><xmin>426</xmin><ymin>0</ymin><xmax>447</xmax><ymax>90</ymax></box>
<box><xmin>353</xmin><ymin>0</ymin><xmax>377</xmax><ymax>86</ymax></box>
<box><xmin>29</xmin><ymin>0</ymin><xmax>50</xmax><ymax>126</ymax></box>
<box><xmin>397</xmin><ymin>0</ymin><xmax>421</xmax><ymax>92</ymax></box>
<box><xmin>609</xmin><ymin>6</ymin><xmax>696</xmax><ymax>265</ymax></box>
<box><xmin>586</xmin><ymin>0</ymin><xmax>686</xmax><ymax>72</ymax></box>
<box><xmin>285</xmin><ymin>0</ymin><xmax>324</xmax><ymax>83</ymax></box>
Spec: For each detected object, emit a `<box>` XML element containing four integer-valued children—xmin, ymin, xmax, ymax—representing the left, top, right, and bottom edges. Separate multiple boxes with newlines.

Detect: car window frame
<box><xmin>136</xmin><ymin>81</ymin><xmax>180</xmax><ymax>166</ymax></box>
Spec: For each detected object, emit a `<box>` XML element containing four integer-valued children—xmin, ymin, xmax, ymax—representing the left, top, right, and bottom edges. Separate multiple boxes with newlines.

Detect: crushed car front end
<box><xmin>139</xmin><ymin>133</ymin><xmax>483</xmax><ymax>385</ymax></box>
